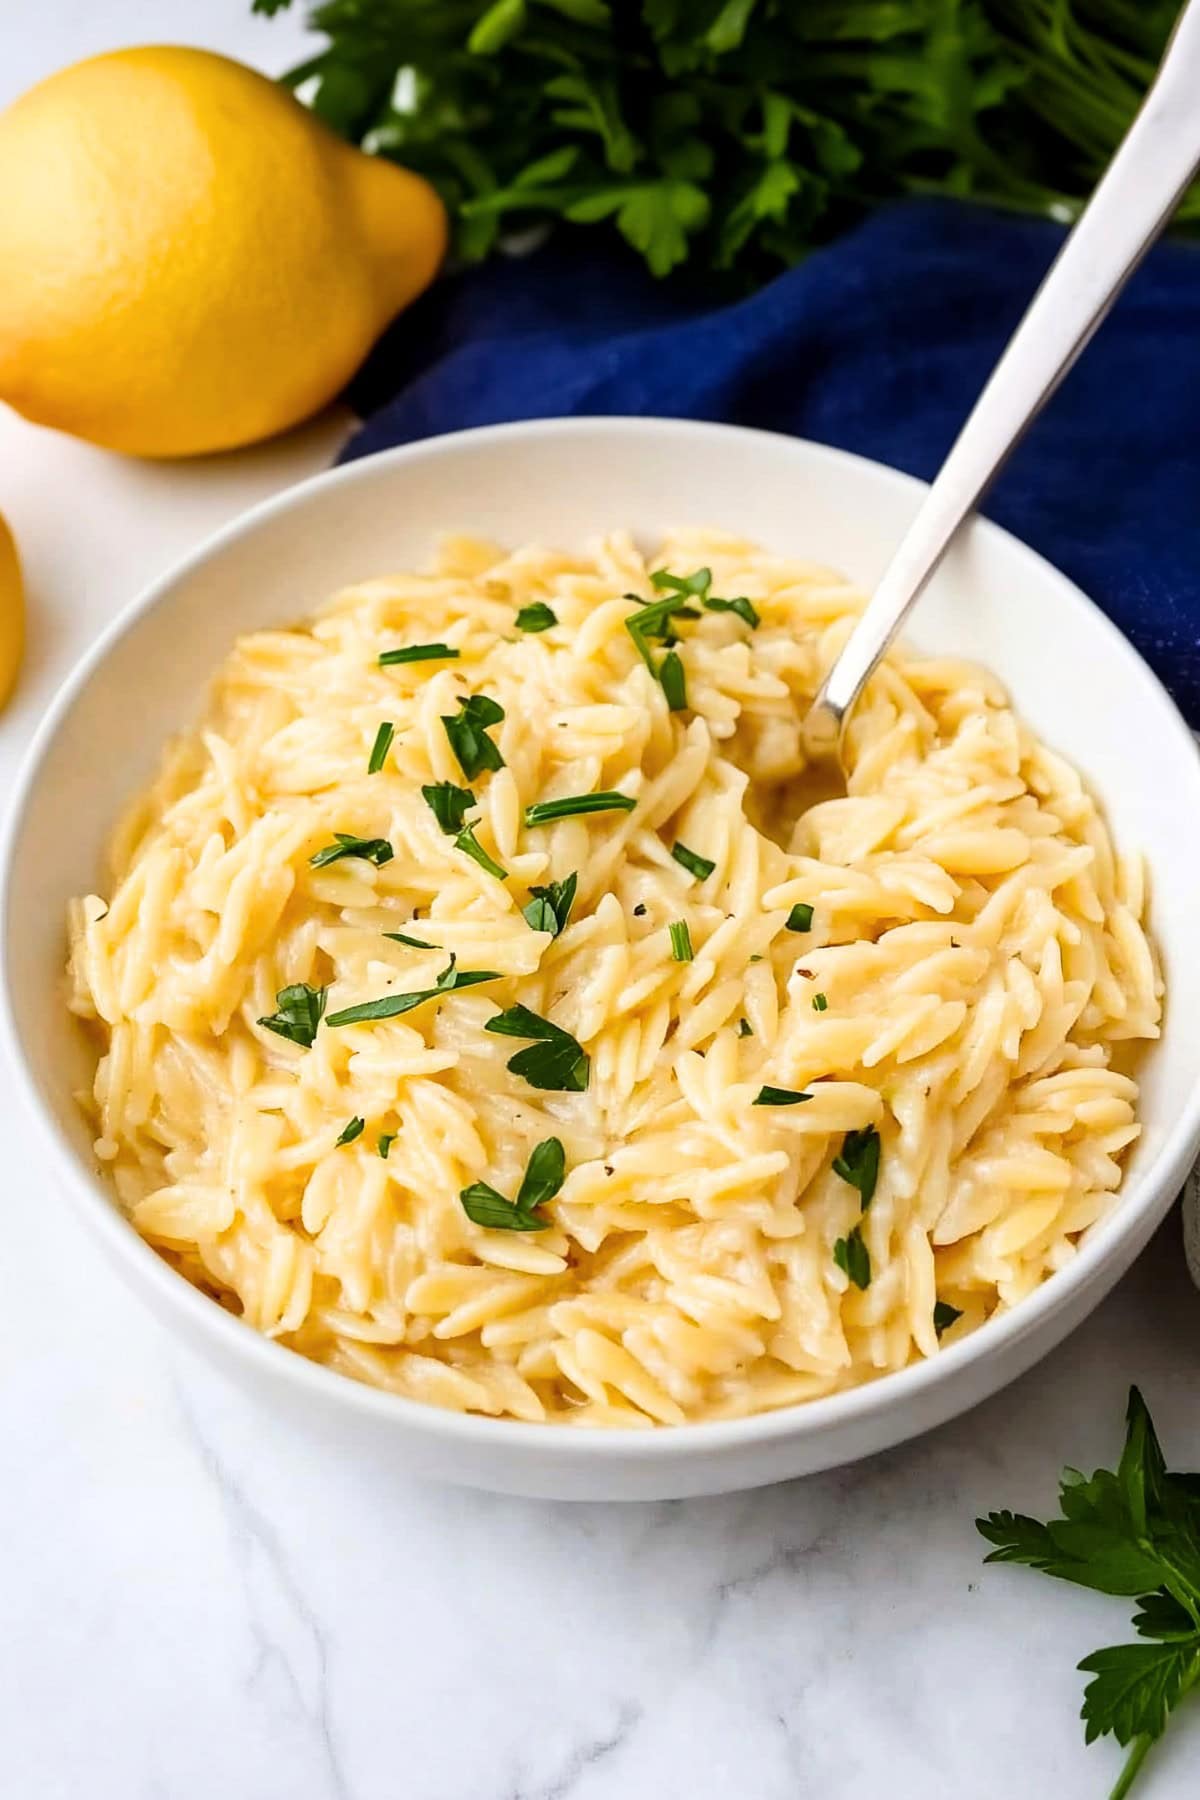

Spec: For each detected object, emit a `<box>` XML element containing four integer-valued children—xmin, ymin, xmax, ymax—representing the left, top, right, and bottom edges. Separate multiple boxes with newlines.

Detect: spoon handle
<box><xmin>805</xmin><ymin>0</ymin><xmax>1200</xmax><ymax>757</ymax></box>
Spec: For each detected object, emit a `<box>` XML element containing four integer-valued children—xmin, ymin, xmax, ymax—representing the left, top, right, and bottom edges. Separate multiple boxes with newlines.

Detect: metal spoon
<box><xmin>804</xmin><ymin>0</ymin><xmax>1200</xmax><ymax>763</ymax></box>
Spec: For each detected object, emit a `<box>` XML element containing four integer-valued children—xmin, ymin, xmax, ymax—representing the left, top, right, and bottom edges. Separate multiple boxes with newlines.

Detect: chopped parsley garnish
<box><xmin>441</xmin><ymin>693</ymin><xmax>505</xmax><ymax>779</ymax></box>
<box><xmin>459</xmin><ymin>1136</ymin><xmax>566</xmax><ymax>1232</ymax></box>
<box><xmin>377</xmin><ymin>1132</ymin><xmax>396</xmax><ymax>1159</ymax></box>
<box><xmin>668</xmin><ymin>920</ymin><xmax>693</xmax><ymax>962</ymax></box>
<box><xmin>623</xmin><ymin>586</ymin><xmax>699</xmax><ymax>697</ymax></box>
<box><xmin>738</xmin><ymin>1018</ymin><xmax>753</xmax><ymax>1038</ymax></box>
<box><xmin>659</xmin><ymin>648</ymin><xmax>687</xmax><ymax>711</ymax></box>
<box><xmin>522</xmin><ymin>872</ymin><xmax>578</xmax><ymax>936</ymax></box>
<box><xmin>672</xmin><ymin>842</ymin><xmax>715</xmax><ymax>881</ymax></box>
<box><xmin>523</xmin><ymin>792</ymin><xmax>637</xmax><ymax>827</ymax></box>
<box><xmin>484</xmin><ymin>1003</ymin><xmax>589</xmax><ymax>1092</ymax></box>
<box><xmin>367</xmin><ymin>721</ymin><xmax>394</xmax><ymax>774</ymax></box>
<box><xmin>515</xmin><ymin>602</ymin><xmax>557</xmax><ymax>633</ymax></box>
<box><xmin>327</xmin><ymin>954</ymin><xmax>500</xmax><ymax>1026</ymax></box>
<box><xmin>651</xmin><ymin>565</ymin><xmax>759</xmax><ymax>628</ymax></box>
<box><xmin>833</xmin><ymin>1125</ymin><xmax>881</xmax><ymax>1209</ymax></box>
<box><xmin>834</xmin><ymin>1226</ymin><xmax>871</xmax><ymax>1289</ymax></box>
<box><xmin>812</xmin><ymin>992</ymin><xmax>828</xmax><ymax>1012</ymax></box>
<box><xmin>702</xmin><ymin>592</ymin><xmax>760</xmax><ymax>628</ymax></box>
<box><xmin>257</xmin><ymin>982</ymin><xmax>327</xmax><ymax>1048</ymax></box>
<box><xmin>379</xmin><ymin>642</ymin><xmax>459</xmax><ymax>665</ymax></box>
<box><xmin>753</xmin><ymin>1086</ymin><xmax>813</xmax><ymax>1106</ymax></box>
<box><xmin>455</xmin><ymin>823</ymin><xmax>508</xmax><ymax>881</ymax></box>
<box><xmin>786</xmin><ymin>903</ymin><xmax>814</xmax><ymax>932</ymax></box>
<box><xmin>310</xmin><ymin>833</ymin><xmax>394</xmax><ymax>869</ymax></box>
<box><xmin>383</xmin><ymin>931</ymin><xmax>437</xmax><ymax>949</ymax></box>
<box><xmin>933</xmin><ymin>1301</ymin><xmax>963</xmax><ymax>1338</ymax></box>
<box><xmin>978</xmin><ymin>1388</ymin><xmax>1200</xmax><ymax>1797</ymax></box>
<box><xmin>422</xmin><ymin>780</ymin><xmax>475</xmax><ymax>835</ymax></box>
<box><xmin>336</xmin><ymin>1116</ymin><xmax>365</xmax><ymax>1146</ymax></box>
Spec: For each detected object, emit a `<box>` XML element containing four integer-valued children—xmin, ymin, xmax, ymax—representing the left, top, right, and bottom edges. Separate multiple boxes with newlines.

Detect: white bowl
<box><xmin>4</xmin><ymin>418</ymin><xmax>1199</xmax><ymax>1500</ymax></box>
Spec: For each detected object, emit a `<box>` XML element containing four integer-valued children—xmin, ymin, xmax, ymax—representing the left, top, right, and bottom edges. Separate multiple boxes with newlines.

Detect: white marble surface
<box><xmin>3</xmin><ymin>8</ymin><xmax>1199</xmax><ymax>1798</ymax></box>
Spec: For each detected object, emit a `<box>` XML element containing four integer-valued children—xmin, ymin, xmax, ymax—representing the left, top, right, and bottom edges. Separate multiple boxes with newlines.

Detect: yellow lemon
<box><xmin>0</xmin><ymin>48</ymin><xmax>447</xmax><ymax>457</ymax></box>
<box><xmin>0</xmin><ymin>513</ymin><xmax>25</xmax><ymax>709</ymax></box>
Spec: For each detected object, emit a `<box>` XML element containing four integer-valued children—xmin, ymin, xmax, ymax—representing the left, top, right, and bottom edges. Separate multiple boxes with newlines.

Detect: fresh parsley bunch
<box><xmin>979</xmin><ymin>1389</ymin><xmax>1200</xmax><ymax>1798</ymax></box>
<box><xmin>253</xmin><ymin>1</ymin><xmax>1193</xmax><ymax>281</ymax></box>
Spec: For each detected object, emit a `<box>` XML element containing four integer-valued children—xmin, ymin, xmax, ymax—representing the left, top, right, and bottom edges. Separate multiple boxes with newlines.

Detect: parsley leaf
<box><xmin>335</xmin><ymin>1116</ymin><xmax>365</xmax><ymax>1146</ymax></box>
<box><xmin>327</xmin><ymin>955</ymin><xmax>500</xmax><ymax>1026</ymax></box>
<box><xmin>422</xmin><ymin>780</ymin><xmax>476</xmax><ymax>835</ymax></box>
<box><xmin>812</xmin><ymin>992</ymin><xmax>828</xmax><ymax>1012</ymax></box>
<box><xmin>754</xmin><ymin>1085</ymin><xmax>812</xmax><ymax>1106</ymax></box>
<box><xmin>703</xmin><ymin>592</ymin><xmax>759</xmax><ymax>628</ymax></box>
<box><xmin>515</xmin><ymin>602</ymin><xmax>557</xmax><ymax>632</ymax></box>
<box><xmin>310</xmin><ymin>833</ymin><xmax>394</xmax><ymax>869</ymax></box>
<box><xmin>832</xmin><ymin>1125</ymin><xmax>880</xmax><ymax>1208</ymax></box>
<box><xmin>459</xmin><ymin>1137</ymin><xmax>566</xmax><ymax>1232</ymax></box>
<box><xmin>379</xmin><ymin>643</ymin><xmax>459</xmax><ymax>666</ymax></box>
<box><xmin>377</xmin><ymin>1132</ymin><xmax>396</xmax><ymax>1158</ymax></box>
<box><xmin>455</xmin><ymin>823</ymin><xmax>508</xmax><ymax>881</ymax></box>
<box><xmin>659</xmin><ymin>648</ymin><xmax>687</xmax><ymax>711</ymax></box>
<box><xmin>652</xmin><ymin>565</ymin><xmax>758</xmax><ymax>628</ymax></box>
<box><xmin>383</xmin><ymin>931</ymin><xmax>437</xmax><ymax>949</ymax></box>
<box><xmin>257</xmin><ymin>982</ymin><xmax>327</xmax><ymax>1048</ymax></box>
<box><xmin>672</xmin><ymin>842</ymin><xmax>715</xmax><ymax>881</ymax></box>
<box><xmin>738</xmin><ymin>1018</ymin><xmax>753</xmax><ymax>1038</ymax></box>
<box><xmin>523</xmin><ymin>792</ymin><xmax>636</xmax><ymax>826</ymax></box>
<box><xmin>785</xmin><ymin>903</ymin><xmax>814</xmax><ymax>932</ymax></box>
<box><xmin>367</xmin><ymin>721</ymin><xmax>394</xmax><ymax>773</ymax></box>
<box><xmin>484</xmin><ymin>1002</ymin><xmax>589</xmax><ymax>1092</ymax></box>
<box><xmin>978</xmin><ymin>1387</ymin><xmax>1200</xmax><ymax>1795</ymax></box>
<box><xmin>441</xmin><ymin>693</ymin><xmax>505</xmax><ymax>779</ymax></box>
<box><xmin>669</xmin><ymin>920</ymin><xmax>693</xmax><ymax>962</ymax></box>
<box><xmin>522</xmin><ymin>872</ymin><xmax>578</xmax><ymax>936</ymax></box>
<box><xmin>833</xmin><ymin>1226</ymin><xmax>871</xmax><ymax>1289</ymax></box>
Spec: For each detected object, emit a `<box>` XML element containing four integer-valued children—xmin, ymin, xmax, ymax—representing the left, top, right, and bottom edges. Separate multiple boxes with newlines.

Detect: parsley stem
<box><xmin>1109</xmin><ymin>1734</ymin><xmax>1152</xmax><ymax>1800</ymax></box>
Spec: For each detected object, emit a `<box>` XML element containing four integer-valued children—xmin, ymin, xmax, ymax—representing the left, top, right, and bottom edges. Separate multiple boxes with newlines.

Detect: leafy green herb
<box><xmin>669</xmin><ymin>920</ymin><xmax>693</xmax><ymax>963</ymax></box>
<box><xmin>327</xmin><ymin>955</ymin><xmax>499</xmax><ymax>1026</ymax></box>
<box><xmin>515</xmin><ymin>602</ymin><xmax>557</xmax><ymax>633</ymax></box>
<box><xmin>978</xmin><ymin>1389</ymin><xmax>1200</xmax><ymax>1797</ymax></box>
<box><xmin>653</xmin><ymin>565</ymin><xmax>758</xmax><ymax>628</ymax></box>
<box><xmin>659</xmin><ymin>649</ymin><xmax>687</xmax><ymax>712</ymax></box>
<box><xmin>336</xmin><ymin>1116</ymin><xmax>365</xmax><ymax>1146</ymax></box>
<box><xmin>384</xmin><ymin>931</ymin><xmax>437</xmax><ymax>949</ymax></box>
<box><xmin>812</xmin><ymin>992</ymin><xmax>828</xmax><ymax>1012</ymax></box>
<box><xmin>833</xmin><ymin>1226</ymin><xmax>871</xmax><ymax>1290</ymax></box>
<box><xmin>833</xmin><ymin>1125</ymin><xmax>881</xmax><ymax>1209</ymax></box>
<box><xmin>310</xmin><ymin>833</ymin><xmax>394</xmax><ymax>869</ymax></box>
<box><xmin>672</xmin><ymin>842</ymin><xmax>715</xmax><ymax>881</ymax></box>
<box><xmin>442</xmin><ymin>693</ymin><xmax>505</xmax><ymax>779</ymax></box>
<box><xmin>703</xmin><ymin>593</ymin><xmax>759</xmax><ymax>629</ymax></box>
<box><xmin>624</xmin><ymin>589</ymin><xmax>699</xmax><ymax>696</ymax></box>
<box><xmin>367</xmin><ymin>721</ymin><xmax>394</xmax><ymax>773</ymax></box>
<box><xmin>422</xmin><ymin>780</ymin><xmax>476</xmax><ymax>835</ymax></box>
<box><xmin>455</xmin><ymin>823</ymin><xmax>508</xmax><ymax>881</ymax></box>
<box><xmin>738</xmin><ymin>1018</ymin><xmax>753</xmax><ymax>1038</ymax></box>
<box><xmin>786</xmin><ymin>903</ymin><xmax>814</xmax><ymax>933</ymax></box>
<box><xmin>484</xmin><ymin>1003</ymin><xmax>589</xmax><ymax>1092</ymax></box>
<box><xmin>523</xmin><ymin>792</ymin><xmax>636</xmax><ymax>827</ymax></box>
<box><xmin>934</xmin><ymin>1300</ymin><xmax>963</xmax><ymax>1338</ymax></box>
<box><xmin>379</xmin><ymin>643</ymin><xmax>459</xmax><ymax>666</ymax></box>
<box><xmin>257</xmin><ymin>982</ymin><xmax>327</xmax><ymax>1048</ymax></box>
<box><xmin>377</xmin><ymin>1132</ymin><xmax>396</xmax><ymax>1158</ymax></box>
<box><xmin>753</xmin><ymin>1085</ymin><xmax>812</xmax><ymax>1106</ymax></box>
<box><xmin>522</xmin><ymin>872</ymin><xmax>578</xmax><ymax>937</ymax></box>
<box><xmin>459</xmin><ymin>1136</ymin><xmax>566</xmax><ymax>1232</ymax></box>
<box><xmin>261</xmin><ymin>2</ymin><xmax>1195</xmax><ymax>286</ymax></box>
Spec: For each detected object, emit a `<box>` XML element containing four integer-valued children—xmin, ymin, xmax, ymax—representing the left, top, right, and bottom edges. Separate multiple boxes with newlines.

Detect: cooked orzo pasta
<box><xmin>66</xmin><ymin>529</ymin><xmax>1161</xmax><ymax>1426</ymax></box>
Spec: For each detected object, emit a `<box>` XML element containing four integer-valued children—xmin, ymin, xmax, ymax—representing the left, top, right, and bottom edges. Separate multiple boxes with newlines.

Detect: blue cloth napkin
<box><xmin>341</xmin><ymin>199</ymin><xmax>1200</xmax><ymax>725</ymax></box>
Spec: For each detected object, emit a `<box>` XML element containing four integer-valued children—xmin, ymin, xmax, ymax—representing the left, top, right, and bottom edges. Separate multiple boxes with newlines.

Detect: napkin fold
<box><xmin>341</xmin><ymin>196</ymin><xmax>1200</xmax><ymax>1268</ymax></box>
